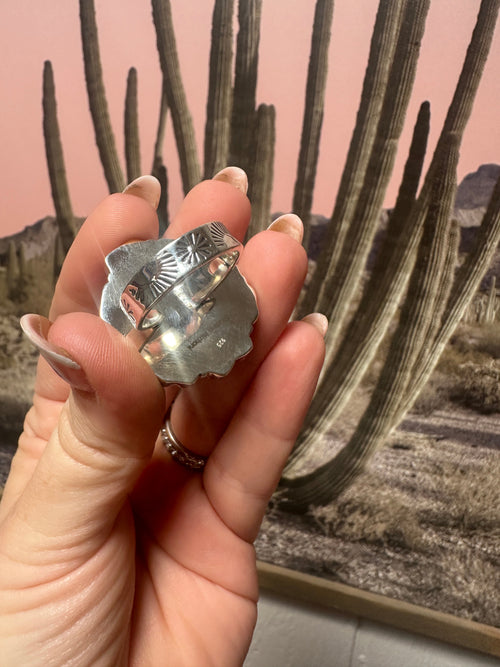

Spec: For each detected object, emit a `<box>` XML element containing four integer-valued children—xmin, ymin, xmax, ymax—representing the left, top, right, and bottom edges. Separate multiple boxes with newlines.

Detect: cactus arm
<box><xmin>151</xmin><ymin>82</ymin><xmax>170</xmax><ymax>235</ymax></box>
<box><xmin>280</xmin><ymin>0</ymin><xmax>500</xmax><ymax>510</ymax></box>
<box><xmin>79</xmin><ymin>0</ymin><xmax>125</xmax><ymax>193</ymax></box>
<box><xmin>153</xmin><ymin>81</ymin><xmax>169</xmax><ymax>168</ymax></box>
<box><xmin>299</xmin><ymin>0</ymin><xmax>406</xmax><ymax>317</ymax></box>
<box><xmin>401</xmin><ymin>168</ymin><xmax>500</xmax><ymax>418</ymax></box>
<box><xmin>229</xmin><ymin>0</ymin><xmax>263</xmax><ymax>183</ymax></box>
<box><xmin>151</xmin><ymin>0</ymin><xmax>201</xmax><ymax>193</ymax></box>
<box><xmin>204</xmin><ymin>0</ymin><xmax>234</xmax><ymax>179</ymax></box>
<box><xmin>246</xmin><ymin>104</ymin><xmax>276</xmax><ymax>239</ymax></box>
<box><xmin>124</xmin><ymin>67</ymin><xmax>141</xmax><ymax>183</ymax></box>
<box><xmin>42</xmin><ymin>60</ymin><xmax>76</xmax><ymax>254</ymax></box>
<box><xmin>292</xmin><ymin>0</ymin><xmax>334</xmax><ymax>250</ymax></box>
<box><xmin>287</xmin><ymin>102</ymin><xmax>431</xmax><ymax>470</ymax></box>
<box><xmin>280</xmin><ymin>134</ymin><xmax>461</xmax><ymax>510</ymax></box>
<box><xmin>314</xmin><ymin>0</ymin><xmax>431</xmax><ymax>349</ymax></box>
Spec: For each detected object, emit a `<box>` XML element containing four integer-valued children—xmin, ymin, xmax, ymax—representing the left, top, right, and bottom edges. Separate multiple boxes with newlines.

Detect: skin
<box><xmin>0</xmin><ymin>174</ymin><xmax>325</xmax><ymax>666</ymax></box>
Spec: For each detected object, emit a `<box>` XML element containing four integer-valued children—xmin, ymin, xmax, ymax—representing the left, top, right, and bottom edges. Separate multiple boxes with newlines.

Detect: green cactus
<box><xmin>204</xmin><ymin>0</ymin><xmax>234</xmax><ymax>179</ymax></box>
<box><xmin>299</xmin><ymin>0</ymin><xmax>406</xmax><ymax>317</ymax></box>
<box><xmin>229</xmin><ymin>0</ymin><xmax>263</xmax><ymax>183</ymax></box>
<box><xmin>246</xmin><ymin>103</ymin><xmax>276</xmax><ymax>239</ymax></box>
<box><xmin>124</xmin><ymin>67</ymin><xmax>141</xmax><ymax>183</ymax></box>
<box><xmin>79</xmin><ymin>0</ymin><xmax>125</xmax><ymax>193</ymax></box>
<box><xmin>312</xmin><ymin>0</ymin><xmax>431</xmax><ymax>350</ymax></box>
<box><xmin>292</xmin><ymin>0</ymin><xmax>334</xmax><ymax>250</ymax></box>
<box><xmin>280</xmin><ymin>0</ymin><xmax>500</xmax><ymax>508</ymax></box>
<box><xmin>42</xmin><ymin>60</ymin><xmax>76</xmax><ymax>254</ymax></box>
<box><xmin>151</xmin><ymin>0</ymin><xmax>200</xmax><ymax>193</ymax></box>
<box><xmin>288</xmin><ymin>101</ymin><xmax>431</xmax><ymax>469</ymax></box>
<box><xmin>153</xmin><ymin>156</ymin><xmax>169</xmax><ymax>236</ymax></box>
<box><xmin>281</xmin><ymin>133</ymin><xmax>462</xmax><ymax>509</ymax></box>
<box><xmin>485</xmin><ymin>276</ymin><xmax>498</xmax><ymax>323</ymax></box>
<box><xmin>153</xmin><ymin>81</ymin><xmax>168</xmax><ymax>168</ymax></box>
<box><xmin>402</xmin><ymin>166</ymin><xmax>500</xmax><ymax>418</ymax></box>
<box><xmin>152</xmin><ymin>82</ymin><xmax>169</xmax><ymax>234</ymax></box>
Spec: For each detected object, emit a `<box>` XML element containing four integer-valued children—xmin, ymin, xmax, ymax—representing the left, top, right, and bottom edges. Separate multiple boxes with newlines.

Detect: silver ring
<box><xmin>120</xmin><ymin>222</ymin><xmax>242</xmax><ymax>331</ymax></box>
<box><xmin>100</xmin><ymin>222</ymin><xmax>258</xmax><ymax>385</ymax></box>
<box><xmin>161</xmin><ymin>410</ymin><xmax>208</xmax><ymax>471</ymax></box>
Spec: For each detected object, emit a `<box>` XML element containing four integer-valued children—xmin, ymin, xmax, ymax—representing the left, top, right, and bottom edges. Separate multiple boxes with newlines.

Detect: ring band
<box><xmin>120</xmin><ymin>222</ymin><xmax>241</xmax><ymax>331</ymax></box>
<box><xmin>161</xmin><ymin>409</ymin><xmax>208</xmax><ymax>471</ymax></box>
<box><xmin>100</xmin><ymin>222</ymin><xmax>258</xmax><ymax>385</ymax></box>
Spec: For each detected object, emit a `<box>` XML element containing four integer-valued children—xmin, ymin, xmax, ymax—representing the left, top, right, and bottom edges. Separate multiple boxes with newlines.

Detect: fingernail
<box><xmin>123</xmin><ymin>175</ymin><xmax>161</xmax><ymax>209</ymax></box>
<box><xmin>20</xmin><ymin>314</ymin><xmax>92</xmax><ymax>391</ymax></box>
<box><xmin>268</xmin><ymin>214</ymin><xmax>304</xmax><ymax>244</ymax></box>
<box><xmin>212</xmin><ymin>166</ymin><xmax>248</xmax><ymax>194</ymax></box>
<box><xmin>302</xmin><ymin>313</ymin><xmax>329</xmax><ymax>338</ymax></box>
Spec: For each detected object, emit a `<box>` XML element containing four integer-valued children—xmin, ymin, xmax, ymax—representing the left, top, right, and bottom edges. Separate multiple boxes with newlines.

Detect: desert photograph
<box><xmin>0</xmin><ymin>0</ymin><xmax>499</xmax><ymax>640</ymax></box>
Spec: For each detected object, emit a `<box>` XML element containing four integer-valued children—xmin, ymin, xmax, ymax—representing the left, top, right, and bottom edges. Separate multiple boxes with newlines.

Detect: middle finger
<box><xmin>167</xmin><ymin>220</ymin><xmax>307</xmax><ymax>458</ymax></box>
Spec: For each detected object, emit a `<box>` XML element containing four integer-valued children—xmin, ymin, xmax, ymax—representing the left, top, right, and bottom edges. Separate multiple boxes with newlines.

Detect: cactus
<box><xmin>402</xmin><ymin>165</ymin><xmax>500</xmax><ymax>417</ymax></box>
<box><xmin>299</xmin><ymin>0</ymin><xmax>406</xmax><ymax>317</ymax></box>
<box><xmin>281</xmin><ymin>134</ymin><xmax>462</xmax><ymax>509</ymax></box>
<box><xmin>292</xmin><ymin>0</ymin><xmax>334</xmax><ymax>250</ymax></box>
<box><xmin>6</xmin><ymin>241</ymin><xmax>19</xmax><ymax>301</ymax></box>
<box><xmin>287</xmin><ymin>101</ymin><xmax>431</xmax><ymax>469</ymax></box>
<box><xmin>53</xmin><ymin>232</ymin><xmax>66</xmax><ymax>282</ymax></box>
<box><xmin>153</xmin><ymin>81</ymin><xmax>168</xmax><ymax>168</ymax></box>
<box><xmin>313</xmin><ymin>0</ymin><xmax>431</xmax><ymax>350</ymax></box>
<box><xmin>280</xmin><ymin>0</ymin><xmax>500</xmax><ymax>509</ymax></box>
<box><xmin>484</xmin><ymin>276</ymin><xmax>497</xmax><ymax>323</ymax></box>
<box><xmin>204</xmin><ymin>0</ymin><xmax>234</xmax><ymax>179</ymax></box>
<box><xmin>229</xmin><ymin>0</ymin><xmax>263</xmax><ymax>184</ymax></box>
<box><xmin>153</xmin><ymin>157</ymin><xmax>169</xmax><ymax>236</ymax></box>
<box><xmin>151</xmin><ymin>0</ymin><xmax>201</xmax><ymax>193</ymax></box>
<box><xmin>152</xmin><ymin>82</ymin><xmax>170</xmax><ymax>234</ymax></box>
<box><xmin>79</xmin><ymin>0</ymin><xmax>125</xmax><ymax>193</ymax></box>
<box><xmin>124</xmin><ymin>67</ymin><xmax>141</xmax><ymax>183</ymax></box>
<box><xmin>246</xmin><ymin>103</ymin><xmax>276</xmax><ymax>239</ymax></box>
<box><xmin>42</xmin><ymin>60</ymin><xmax>76</xmax><ymax>254</ymax></box>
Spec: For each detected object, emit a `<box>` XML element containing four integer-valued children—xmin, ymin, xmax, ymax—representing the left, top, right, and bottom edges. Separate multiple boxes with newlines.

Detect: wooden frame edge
<box><xmin>256</xmin><ymin>561</ymin><xmax>500</xmax><ymax>659</ymax></box>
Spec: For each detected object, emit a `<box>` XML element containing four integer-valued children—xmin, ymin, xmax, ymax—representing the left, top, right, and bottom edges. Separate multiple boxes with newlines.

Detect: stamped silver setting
<box><xmin>100</xmin><ymin>223</ymin><xmax>258</xmax><ymax>385</ymax></box>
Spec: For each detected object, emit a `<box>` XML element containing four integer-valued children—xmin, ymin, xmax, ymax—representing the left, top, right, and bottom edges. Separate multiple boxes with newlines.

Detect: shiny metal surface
<box><xmin>100</xmin><ymin>223</ymin><xmax>258</xmax><ymax>384</ymax></box>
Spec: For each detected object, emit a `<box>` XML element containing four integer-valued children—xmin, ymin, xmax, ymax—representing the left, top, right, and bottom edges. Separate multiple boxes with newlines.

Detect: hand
<box><xmin>0</xmin><ymin>168</ymin><xmax>326</xmax><ymax>666</ymax></box>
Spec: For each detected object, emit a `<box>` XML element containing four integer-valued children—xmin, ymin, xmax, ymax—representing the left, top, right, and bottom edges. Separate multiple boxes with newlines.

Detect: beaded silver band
<box><xmin>161</xmin><ymin>411</ymin><xmax>208</xmax><ymax>471</ymax></box>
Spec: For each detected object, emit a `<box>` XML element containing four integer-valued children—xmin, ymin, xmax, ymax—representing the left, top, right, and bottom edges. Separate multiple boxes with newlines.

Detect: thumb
<box><xmin>8</xmin><ymin>312</ymin><xmax>166</xmax><ymax>551</ymax></box>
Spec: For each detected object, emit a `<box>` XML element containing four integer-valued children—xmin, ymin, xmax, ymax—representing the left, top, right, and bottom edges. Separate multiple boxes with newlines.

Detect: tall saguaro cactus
<box><xmin>152</xmin><ymin>0</ymin><xmax>201</xmax><ymax>193</ymax></box>
<box><xmin>42</xmin><ymin>60</ymin><xmax>76</xmax><ymax>254</ymax></box>
<box><xmin>299</xmin><ymin>0</ymin><xmax>406</xmax><ymax>317</ymax></box>
<box><xmin>292</xmin><ymin>0</ymin><xmax>334</xmax><ymax>250</ymax></box>
<box><xmin>229</xmin><ymin>0</ymin><xmax>263</xmax><ymax>183</ymax></box>
<box><xmin>281</xmin><ymin>0</ymin><xmax>500</xmax><ymax>509</ymax></box>
<box><xmin>152</xmin><ymin>81</ymin><xmax>170</xmax><ymax>234</ymax></box>
<box><xmin>246</xmin><ymin>103</ymin><xmax>276</xmax><ymax>238</ymax></box>
<box><xmin>315</xmin><ymin>0</ymin><xmax>431</xmax><ymax>351</ymax></box>
<box><xmin>287</xmin><ymin>101</ymin><xmax>431</xmax><ymax>469</ymax></box>
<box><xmin>204</xmin><ymin>0</ymin><xmax>234</xmax><ymax>179</ymax></box>
<box><xmin>79</xmin><ymin>0</ymin><xmax>125</xmax><ymax>193</ymax></box>
<box><xmin>124</xmin><ymin>67</ymin><xmax>141</xmax><ymax>183</ymax></box>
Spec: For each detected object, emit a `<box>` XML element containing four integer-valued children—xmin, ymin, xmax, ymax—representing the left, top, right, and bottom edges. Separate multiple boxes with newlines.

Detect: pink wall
<box><xmin>0</xmin><ymin>0</ymin><xmax>499</xmax><ymax>237</ymax></box>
